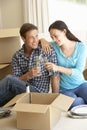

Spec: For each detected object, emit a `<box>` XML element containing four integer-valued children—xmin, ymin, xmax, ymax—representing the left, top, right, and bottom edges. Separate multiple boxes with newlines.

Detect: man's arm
<box><xmin>12</xmin><ymin>53</ymin><xmax>41</xmax><ymax>81</ymax></box>
<box><xmin>51</xmin><ymin>75</ymin><xmax>60</xmax><ymax>93</ymax></box>
<box><xmin>44</xmin><ymin>46</ymin><xmax>60</xmax><ymax>93</ymax></box>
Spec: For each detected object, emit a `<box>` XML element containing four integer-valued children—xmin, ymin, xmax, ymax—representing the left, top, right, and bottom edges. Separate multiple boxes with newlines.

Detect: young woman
<box><xmin>41</xmin><ymin>20</ymin><xmax>87</xmax><ymax>109</ymax></box>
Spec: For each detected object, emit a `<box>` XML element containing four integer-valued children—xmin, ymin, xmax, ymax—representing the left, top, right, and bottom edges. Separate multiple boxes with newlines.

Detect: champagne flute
<box><xmin>36</xmin><ymin>55</ymin><xmax>42</xmax><ymax>76</ymax></box>
<box><xmin>44</xmin><ymin>57</ymin><xmax>53</xmax><ymax>76</ymax></box>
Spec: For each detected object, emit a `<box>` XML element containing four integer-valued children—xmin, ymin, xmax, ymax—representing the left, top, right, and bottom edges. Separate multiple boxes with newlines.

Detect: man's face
<box><xmin>22</xmin><ymin>29</ymin><xmax>39</xmax><ymax>49</ymax></box>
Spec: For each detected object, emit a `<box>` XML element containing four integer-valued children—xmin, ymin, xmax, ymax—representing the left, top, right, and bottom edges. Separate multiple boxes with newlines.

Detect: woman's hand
<box><xmin>40</xmin><ymin>38</ymin><xmax>51</xmax><ymax>53</ymax></box>
<box><xmin>45</xmin><ymin>62</ymin><xmax>72</xmax><ymax>75</ymax></box>
<box><xmin>45</xmin><ymin>62</ymin><xmax>58</xmax><ymax>72</ymax></box>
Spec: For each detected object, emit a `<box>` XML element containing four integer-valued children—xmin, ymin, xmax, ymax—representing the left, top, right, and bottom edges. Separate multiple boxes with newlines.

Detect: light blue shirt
<box><xmin>50</xmin><ymin>41</ymin><xmax>87</xmax><ymax>90</ymax></box>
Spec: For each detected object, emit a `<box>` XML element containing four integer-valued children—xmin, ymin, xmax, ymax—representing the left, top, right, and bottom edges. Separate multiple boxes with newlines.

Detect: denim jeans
<box><xmin>0</xmin><ymin>74</ymin><xmax>38</xmax><ymax>107</ymax></box>
<box><xmin>60</xmin><ymin>82</ymin><xmax>87</xmax><ymax>109</ymax></box>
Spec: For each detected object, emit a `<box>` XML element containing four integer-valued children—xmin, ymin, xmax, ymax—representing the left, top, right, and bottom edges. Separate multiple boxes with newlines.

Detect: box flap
<box><xmin>0</xmin><ymin>28</ymin><xmax>19</xmax><ymax>38</ymax></box>
<box><xmin>51</xmin><ymin>94</ymin><xmax>74</xmax><ymax>111</ymax></box>
<box><xmin>12</xmin><ymin>103</ymin><xmax>48</xmax><ymax>114</ymax></box>
<box><xmin>3</xmin><ymin>93</ymin><xmax>28</xmax><ymax>108</ymax></box>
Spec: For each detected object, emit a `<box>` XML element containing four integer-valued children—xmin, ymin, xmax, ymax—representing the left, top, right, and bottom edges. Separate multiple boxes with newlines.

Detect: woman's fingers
<box><xmin>40</xmin><ymin>38</ymin><xmax>51</xmax><ymax>53</ymax></box>
<box><xmin>45</xmin><ymin>62</ymin><xmax>53</xmax><ymax>70</ymax></box>
<box><xmin>45</xmin><ymin>62</ymin><xmax>57</xmax><ymax>71</ymax></box>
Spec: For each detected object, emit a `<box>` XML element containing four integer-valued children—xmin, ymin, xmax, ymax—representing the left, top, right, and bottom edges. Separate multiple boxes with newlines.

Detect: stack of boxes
<box><xmin>0</xmin><ymin>28</ymin><xmax>21</xmax><ymax>79</ymax></box>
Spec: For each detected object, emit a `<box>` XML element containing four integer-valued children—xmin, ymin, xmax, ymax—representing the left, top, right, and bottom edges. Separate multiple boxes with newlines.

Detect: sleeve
<box><xmin>12</xmin><ymin>53</ymin><xmax>23</xmax><ymax>77</ymax></box>
<box><xmin>71</xmin><ymin>43</ymin><xmax>87</xmax><ymax>76</ymax></box>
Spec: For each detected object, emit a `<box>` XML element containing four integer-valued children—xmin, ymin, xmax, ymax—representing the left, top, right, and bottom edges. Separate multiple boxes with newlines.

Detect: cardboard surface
<box><xmin>4</xmin><ymin>93</ymin><xmax>27</xmax><ymax>108</ymax></box>
<box><xmin>0</xmin><ymin>64</ymin><xmax>10</xmax><ymax>69</ymax></box>
<box><xmin>7</xmin><ymin>93</ymin><xmax>74</xmax><ymax>130</ymax></box>
<box><xmin>13</xmin><ymin>103</ymin><xmax>48</xmax><ymax>113</ymax></box>
<box><xmin>0</xmin><ymin>28</ymin><xmax>21</xmax><ymax>63</ymax></box>
<box><xmin>0</xmin><ymin>64</ymin><xmax>12</xmax><ymax>79</ymax></box>
<box><xmin>17</xmin><ymin>110</ymin><xmax>50</xmax><ymax>130</ymax></box>
<box><xmin>51</xmin><ymin>94</ymin><xmax>74</xmax><ymax>111</ymax></box>
<box><xmin>0</xmin><ymin>28</ymin><xmax>19</xmax><ymax>38</ymax></box>
<box><xmin>0</xmin><ymin>37</ymin><xmax>21</xmax><ymax>63</ymax></box>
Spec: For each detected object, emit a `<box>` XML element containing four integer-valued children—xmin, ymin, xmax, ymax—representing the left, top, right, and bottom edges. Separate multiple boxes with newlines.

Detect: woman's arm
<box><xmin>40</xmin><ymin>38</ymin><xmax>51</xmax><ymax>53</ymax></box>
<box><xmin>45</xmin><ymin>62</ymin><xmax>72</xmax><ymax>75</ymax></box>
<box><xmin>45</xmin><ymin>43</ymin><xmax>87</xmax><ymax>76</ymax></box>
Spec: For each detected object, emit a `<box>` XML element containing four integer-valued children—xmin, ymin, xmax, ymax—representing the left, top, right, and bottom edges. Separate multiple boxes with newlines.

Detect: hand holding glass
<box><xmin>44</xmin><ymin>57</ymin><xmax>53</xmax><ymax>76</ymax></box>
<box><xmin>36</xmin><ymin>56</ymin><xmax>42</xmax><ymax>76</ymax></box>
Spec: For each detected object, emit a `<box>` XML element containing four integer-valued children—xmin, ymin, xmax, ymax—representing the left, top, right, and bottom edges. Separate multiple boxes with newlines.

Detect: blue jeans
<box><xmin>60</xmin><ymin>82</ymin><xmax>87</xmax><ymax>109</ymax></box>
<box><xmin>0</xmin><ymin>74</ymin><xmax>38</xmax><ymax>107</ymax></box>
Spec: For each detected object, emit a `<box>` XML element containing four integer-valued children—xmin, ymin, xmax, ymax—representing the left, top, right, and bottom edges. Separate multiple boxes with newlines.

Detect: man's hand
<box><xmin>19</xmin><ymin>67</ymin><xmax>41</xmax><ymax>81</ymax></box>
<box><xmin>28</xmin><ymin>67</ymin><xmax>41</xmax><ymax>78</ymax></box>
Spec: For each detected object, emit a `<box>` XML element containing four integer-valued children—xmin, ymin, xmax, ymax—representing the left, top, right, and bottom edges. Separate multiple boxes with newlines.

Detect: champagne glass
<box><xmin>44</xmin><ymin>57</ymin><xmax>53</xmax><ymax>76</ymax></box>
<box><xmin>36</xmin><ymin>55</ymin><xmax>42</xmax><ymax>76</ymax></box>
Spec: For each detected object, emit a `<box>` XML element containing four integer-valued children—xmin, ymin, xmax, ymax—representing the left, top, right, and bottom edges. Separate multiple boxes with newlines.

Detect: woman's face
<box><xmin>49</xmin><ymin>29</ymin><xmax>66</xmax><ymax>46</ymax></box>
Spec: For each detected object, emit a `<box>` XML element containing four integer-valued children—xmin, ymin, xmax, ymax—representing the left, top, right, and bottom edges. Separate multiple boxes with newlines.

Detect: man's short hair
<box><xmin>20</xmin><ymin>23</ymin><xmax>38</xmax><ymax>38</ymax></box>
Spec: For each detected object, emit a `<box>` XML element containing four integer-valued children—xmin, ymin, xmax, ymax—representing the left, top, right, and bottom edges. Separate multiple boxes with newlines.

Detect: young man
<box><xmin>0</xmin><ymin>23</ymin><xmax>60</xmax><ymax>107</ymax></box>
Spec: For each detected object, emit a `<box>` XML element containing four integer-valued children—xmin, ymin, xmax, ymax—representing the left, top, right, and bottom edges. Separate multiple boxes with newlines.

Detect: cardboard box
<box><xmin>0</xmin><ymin>28</ymin><xmax>21</xmax><ymax>63</ymax></box>
<box><xmin>0</xmin><ymin>28</ymin><xmax>20</xmax><ymax>38</ymax></box>
<box><xmin>0</xmin><ymin>64</ymin><xmax>12</xmax><ymax>79</ymax></box>
<box><xmin>0</xmin><ymin>37</ymin><xmax>21</xmax><ymax>63</ymax></box>
<box><xmin>4</xmin><ymin>93</ymin><xmax>74</xmax><ymax>130</ymax></box>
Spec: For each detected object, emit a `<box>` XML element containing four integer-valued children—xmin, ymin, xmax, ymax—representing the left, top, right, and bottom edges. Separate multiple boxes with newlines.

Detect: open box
<box><xmin>4</xmin><ymin>93</ymin><xmax>74</xmax><ymax>130</ymax></box>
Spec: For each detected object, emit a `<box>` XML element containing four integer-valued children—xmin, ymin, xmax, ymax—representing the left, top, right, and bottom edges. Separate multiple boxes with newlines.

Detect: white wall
<box><xmin>0</xmin><ymin>0</ymin><xmax>24</xmax><ymax>29</ymax></box>
<box><xmin>48</xmin><ymin>0</ymin><xmax>87</xmax><ymax>44</ymax></box>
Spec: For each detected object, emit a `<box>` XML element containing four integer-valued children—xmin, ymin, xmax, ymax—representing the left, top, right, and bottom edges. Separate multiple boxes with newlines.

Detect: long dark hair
<box><xmin>49</xmin><ymin>20</ymin><xmax>81</xmax><ymax>42</ymax></box>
